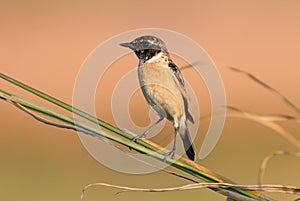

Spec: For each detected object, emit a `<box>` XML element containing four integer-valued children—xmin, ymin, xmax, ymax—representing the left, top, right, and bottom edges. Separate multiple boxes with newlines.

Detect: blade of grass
<box><xmin>0</xmin><ymin>73</ymin><xmax>228</xmax><ymax>179</ymax></box>
<box><xmin>81</xmin><ymin>182</ymin><xmax>300</xmax><ymax>195</ymax></box>
<box><xmin>258</xmin><ymin>150</ymin><xmax>300</xmax><ymax>185</ymax></box>
<box><xmin>227</xmin><ymin>106</ymin><xmax>300</xmax><ymax>150</ymax></box>
<box><xmin>228</xmin><ymin>66</ymin><xmax>300</xmax><ymax>114</ymax></box>
<box><xmin>0</xmin><ymin>89</ymin><xmax>272</xmax><ymax>201</ymax></box>
<box><xmin>0</xmin><ymin>74</ymin><xmax>274</xmax><ymax>201</ymax></box>
<box><xmin>0</xmin><ymin>73</ymin><xmax>134</xmax><ymax>140</ymax></box>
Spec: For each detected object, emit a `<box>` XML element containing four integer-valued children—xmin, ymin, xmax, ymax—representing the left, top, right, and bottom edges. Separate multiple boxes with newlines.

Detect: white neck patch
<box><xmin>145</xmin><ymin>51</ymin><xmax>164</xmax><ymax>63</ymax></box>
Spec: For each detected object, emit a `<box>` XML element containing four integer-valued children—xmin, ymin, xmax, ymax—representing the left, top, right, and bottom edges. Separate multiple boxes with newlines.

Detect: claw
<box><xmin>132</xmin><ymin>133</ymin><xmax>147</xmax><ymax>142</ymax></box>
<box><xmin>162</xmin><ymin>150</ymin><xmax>176</xmax><ymax>162</ymax></box>
<box><xmin>167</xmin><ymin>150</ymin><xmax>175</xmax><ymax>159</ymax></box>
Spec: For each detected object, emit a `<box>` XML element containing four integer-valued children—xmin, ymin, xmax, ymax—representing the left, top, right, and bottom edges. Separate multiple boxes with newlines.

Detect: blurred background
<box><xmin>1</xmin><ymin>1</ymin><xmax>300</xmax><ymax>200</ymax></box>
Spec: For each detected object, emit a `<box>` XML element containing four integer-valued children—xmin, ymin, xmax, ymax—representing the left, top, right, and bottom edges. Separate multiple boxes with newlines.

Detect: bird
<box><xmin>120</xmin><ymin>35</ymin><xmax>195</xmax><ymax>161</ymax></box>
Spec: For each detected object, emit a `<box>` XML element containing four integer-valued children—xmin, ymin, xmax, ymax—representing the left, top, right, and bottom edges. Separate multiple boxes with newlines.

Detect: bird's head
<box><xmin>120</xmin><ymin>35</ymin><xmax>169</xmax><ymax>62</ymax></box>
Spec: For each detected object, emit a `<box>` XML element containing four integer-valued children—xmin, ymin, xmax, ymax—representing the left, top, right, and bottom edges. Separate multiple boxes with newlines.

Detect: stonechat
<box><xmin>120</xmin><ymin>35</ymin><xmax>195</xmax><ymax>161</ymax></box>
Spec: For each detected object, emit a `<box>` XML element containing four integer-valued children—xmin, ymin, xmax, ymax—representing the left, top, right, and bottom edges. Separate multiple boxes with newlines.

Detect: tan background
<box><xmin>1</xmin><ymin>1</ymin><xmax>300</xmax><ymax>200</ymax></box>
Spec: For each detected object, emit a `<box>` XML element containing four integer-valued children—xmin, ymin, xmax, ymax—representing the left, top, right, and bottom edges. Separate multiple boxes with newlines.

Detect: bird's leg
<box><xmin>166</xmin><ymin>128</ymin><xmax>177</xmax><ymax>159</ymax></box>
<box><xmin>132</xmin><ymin>116</ymin><xmax>164</xmax><ymax>141</ymax></box>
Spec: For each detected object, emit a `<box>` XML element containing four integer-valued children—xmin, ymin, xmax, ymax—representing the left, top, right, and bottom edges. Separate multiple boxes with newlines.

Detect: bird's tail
<box><xmin>179</xmin><ymin>120</ymin><xmax>195</xmax><ymax>161</ymax></box>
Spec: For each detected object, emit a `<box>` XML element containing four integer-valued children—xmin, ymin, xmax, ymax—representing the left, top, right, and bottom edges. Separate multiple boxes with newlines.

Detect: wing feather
<box><xmin>169</xmin><ymin>61</ymin><xmax>194</xmax><ymax>123</ymax></box>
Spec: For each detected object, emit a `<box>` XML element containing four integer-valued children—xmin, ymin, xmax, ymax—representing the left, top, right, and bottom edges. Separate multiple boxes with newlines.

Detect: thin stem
<box><xmin>0</xmin><ymin>74</ymin><xmax>274</xmax><ymax>201</ymax></box>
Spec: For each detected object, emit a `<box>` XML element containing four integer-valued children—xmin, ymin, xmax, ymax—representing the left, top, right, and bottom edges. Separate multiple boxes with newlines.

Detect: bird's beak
<box><xmin>120</xmin><ymin>42</ymin><xmax>134</xmax><ymax>49</ymax></box>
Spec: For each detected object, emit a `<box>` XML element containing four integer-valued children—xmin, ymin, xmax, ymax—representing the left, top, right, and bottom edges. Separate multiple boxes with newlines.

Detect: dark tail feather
<box><xmin>179</xmin><ymin>124</ymin><xmax>195</xmax><ymax>161</ymax></box>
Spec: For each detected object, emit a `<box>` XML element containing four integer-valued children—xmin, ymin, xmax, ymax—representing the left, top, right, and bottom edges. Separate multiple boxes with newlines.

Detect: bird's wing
<box><xmin>169</xmin><ymin>61</ymin><xmax>194</xmax><ymax>123</ymax></box>
<box><xmin>169</xmin><ymin>61</ymin><xmax>185</xmax><ymax>87</ymax></box>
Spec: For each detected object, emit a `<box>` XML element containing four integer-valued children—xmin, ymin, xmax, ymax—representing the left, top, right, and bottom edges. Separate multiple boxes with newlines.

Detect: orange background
<box><xmin>0</xmin><ymin>1</ymin><xmax>300</xmax><ymax>201</ymax></box>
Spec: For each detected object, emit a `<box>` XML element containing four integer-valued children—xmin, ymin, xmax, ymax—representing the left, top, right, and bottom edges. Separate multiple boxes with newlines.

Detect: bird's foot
<box><xmin>132</xmin><ymin>133</ymin><xmax>147</xmax><ymax>142</ymax></box>
<box><xmin>122</xmin><ymin>128</ymin><xmax>148</xmax><ymax>142</ymax></box>
<box><xmin>162</xmin><ymin>149</ymin><xmax>176</xmax><ymax>162</ymax></box>
<box><xmin>167</xmin><ymin>150</ymin><xmax>175</xmax><ymax>159</ymax></box>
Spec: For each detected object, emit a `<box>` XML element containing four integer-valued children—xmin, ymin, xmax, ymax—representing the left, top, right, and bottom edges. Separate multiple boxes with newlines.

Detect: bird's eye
<box><xmin>142</xmin><ymin>41</ymin><xmax>149</xmax><ymax>47</ymax></box>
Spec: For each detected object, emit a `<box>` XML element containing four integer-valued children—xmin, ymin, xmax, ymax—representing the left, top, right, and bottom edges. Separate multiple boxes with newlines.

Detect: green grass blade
<box><xmin>0</xmin><ymin>74</ymin><xmax>272</xmax><ymax>201</ymax></box>
<box><xmin>0</xmin><ymin>73</ymin><xmax>153</xmax><ymax>148</ymax></box>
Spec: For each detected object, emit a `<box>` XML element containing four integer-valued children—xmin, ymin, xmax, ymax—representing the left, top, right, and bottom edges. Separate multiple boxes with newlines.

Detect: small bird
<box><xmin>120</xmin><ymin>35</ymin><xmax>195</xmax><ymax>161</ymax></box>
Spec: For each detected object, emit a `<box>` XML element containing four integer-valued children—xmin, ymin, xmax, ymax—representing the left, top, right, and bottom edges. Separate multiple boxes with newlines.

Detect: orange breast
<box><xmin>138</xmin><ymin>63</ymin><xmax>185</xmax><ymax>121</ymax></box>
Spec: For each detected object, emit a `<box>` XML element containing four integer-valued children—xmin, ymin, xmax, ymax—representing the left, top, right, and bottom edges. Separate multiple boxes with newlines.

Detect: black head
<box><xmin>120</xmin><ymin>35</ymin><xmax>168</xmax><ymax>62</ymax></box>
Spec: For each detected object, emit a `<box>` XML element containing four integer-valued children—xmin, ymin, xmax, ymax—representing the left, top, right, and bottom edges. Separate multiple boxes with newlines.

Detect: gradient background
<box><xmin>1</xmin><ymin>1</ymin><xmax>300</xmax><ymax>201</ymax></box>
